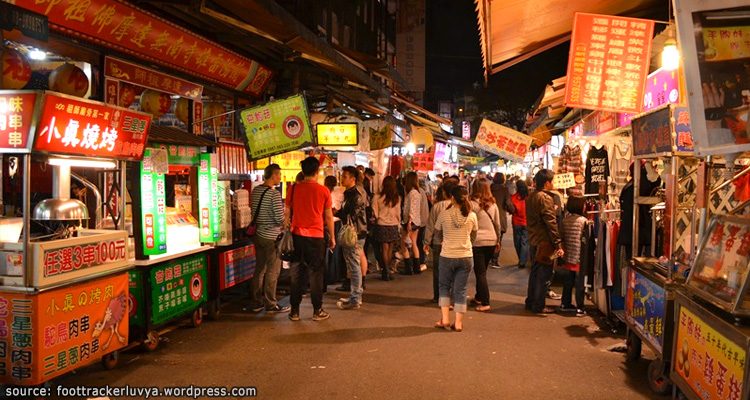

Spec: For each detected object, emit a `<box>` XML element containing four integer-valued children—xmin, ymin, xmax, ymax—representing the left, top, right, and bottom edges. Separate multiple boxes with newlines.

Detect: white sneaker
<box><xmin>547</xmin><ymin>290</ymin><xmax>562</xmax><ymax>300</ymax></box>
<box><xmin>419</xmin><ymin>264</ymin><xmax>428</xmax><ymax>272</ymax></box>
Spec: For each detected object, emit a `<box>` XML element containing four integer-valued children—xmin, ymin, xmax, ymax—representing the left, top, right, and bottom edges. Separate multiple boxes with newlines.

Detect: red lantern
<box><xmin>49</xmin><ymin>63</ymin><xmax>89</xmax><ymax>97</ymax></box>
<box><xmin>140</xmin><ymin>89</ymin><xmax>172</xmax><ymax>118</ymax></box>
<box><xmin>118</xmin><ymin>82</ymin><xmax>139</xmax><ymax>108</ymax></box>
<box><xmin>1</xmin><ymin>47</ymin><xmax>32</xmax><ymax>89</ymax></box>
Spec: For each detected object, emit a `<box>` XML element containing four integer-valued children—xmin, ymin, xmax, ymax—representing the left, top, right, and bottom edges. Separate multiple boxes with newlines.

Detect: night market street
<box><xmin>58</xmin><ymin>234</ymin><xmax>658</xmax><ymax>400</ymax></box>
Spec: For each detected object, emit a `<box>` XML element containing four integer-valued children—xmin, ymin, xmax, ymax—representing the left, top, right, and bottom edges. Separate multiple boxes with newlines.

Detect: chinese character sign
<box><xmin>643</xmin><ymin>67</ymin><xmax>681</xmax><ymax>112</ymax></box>
<box><xmin>565</xmin><ymin>13</ymin><xmax>654</xmax><ymax>114</ymax></box>
<box><xmin>474</xmin><ymin>119</ymin><xmax>532</xmax><ymax>162</ymax></box>
<box><xmin>150</xmin><ymin>253</ymin><xmax>207</xmax><ymax>326</ymax></box>
<box><xmin>632</xmin><ymin>106</ymin><xmax>673</xmax><ymax>156</ymax></box>
<box><xmin>104</xmin><ymin>57</ymin><xmax>203</xmax><ymax>101</ymax></box>
<box><xmin>552</xmin><ymin>173</ymin><xmax>576</xmax><ymax>190</ymax></box>
<box><xmin>625</xmin><ymin>269</ymin><xmax>667</xmax><ymax>353</ymax></box>
<box><xmin>674</xmin><ymin>107</ymin><xmax>695</xmax><ymax>153</ymax></box>
<box><xmin>702</xmin><ymin>26</ymin><xmax>750</xmax><ymax>62</ymax></box>
<box><xmin>412</xmin><ymin>150</ymin><xmax>435</xmax><ymax>171</ymax></box>
<box><xmin>674</xmin><ymin>306</ymin><xmax>745</xmax><ymax>400</ymax></box>
<box><xmin>0</xmin><ymin>92</ymin><xmax>37</xmax><ymax>152</ymax></box>
<box><xmin>316</xmin><ymin>123</ymin><xmax>358</xmax><ymax>146</ymax></box>
<box><xmin>198</xmin><ymin>154</ymin><xmax>219</xmax><ymax>243</ymax></box>
<box><xmin>33</xmin><ymin>93</ymin><xmax>151</xmax><ymax>161</ymax></box>
<box><xmin>238</xmin><ymin>95</ymin><xmax>314</xmax><ymax>161</ymax></box>
<box><xmin>140</xmin><ymin>148</ymin><xmax>167</xmax><ymax>256</ymax></box>
<box><xmin>41</xmin><ymin>234</ymin><xmax>128</xmax><ymax>284</ymax></box>
<box><xmin>219</xmin><ymin>244</ymin><xmax>256</xmax><ymax>290</ymax></box>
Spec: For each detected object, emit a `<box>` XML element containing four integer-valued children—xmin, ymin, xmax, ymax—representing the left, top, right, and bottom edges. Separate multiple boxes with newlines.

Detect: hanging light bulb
<box><xmin>661</xmin><ymin>26</ymin><xmax>680</xmax><ymax>71</ymax></box>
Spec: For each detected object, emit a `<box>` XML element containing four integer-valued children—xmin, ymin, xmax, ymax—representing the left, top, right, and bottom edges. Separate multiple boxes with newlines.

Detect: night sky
<box><xmin>425</xmin><ymin>0</ymin><xmax>570</xmax><ymax>113</ymax></box>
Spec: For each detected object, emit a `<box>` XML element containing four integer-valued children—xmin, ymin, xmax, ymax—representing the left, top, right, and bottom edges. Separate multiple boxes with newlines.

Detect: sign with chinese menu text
<box><xmin>316</xmin><ymin>123</ymin><xmax>358</xmax><ymax>146</ymax></box>
<box><xmin>632</xmin><ymin>106</ymin><xmax>673</xmax><ymax>156</ymax></box>
<box><xmin>0</xmin><ymin>273</ymin><xmax>128</xmax><ymax>385</ymax></box>
<box><xmin>582</xmin><ymin>111</ymin><xmax>618</xmax><ymax>136</ymax></box>
<box><xmin>412</xmin><ymin>150</ymin><xmax>435</xmax><ymax>171</ymax></box>
<box><xmin>139</xmin><ymin>148</ymin><xmax>167</xmax><ymax>256</ymax></box>
<box><xmin>238</xmin><ymin>95</ymin><xmax>314</xmax><ymax>161</ymax></box>
<box><xmin>149</xmin><ymin>253</ymin><xmax>207</xmax><ymax>325</ymax></box>
<box><xmin>625</xmin><ymin>269</ymin><xmax>667</xmax><ymax>353</ymax></box>
<box><xmin>19</xmin><ymin>0</ymin><xmax>272</xmax><ymax>96</ymax></box>
<box><xmin>218</xmin><ymin>244</ymin><xmax>256</xmax><ymax>291</ymax></box>
<box><xmin>198</xmin><ymin>154</ymin><xmax>219</xmax><ymax>243</ymax></box>
<box><xmin>33</xmin><ymin>92</ymin><xmax>151</xmax><ymax>161</ymax></box>
<box><xmin>673</xmin><ymin>305</ymin><xmax>745</xmax><ymax>400</ymax></box>
<box><xmin>104</xmin><ymin>57</ymin><xmax>202</xmax><ymax>101</ymax></box>
<box><xmin>474</xmin><ymin>119</ymin><xmax>532</xmax><ymax>162</ymax></box>
<box><xmin>0</xmin><ymin>92</ymin><xmax>38</xmax><ymax>152</ymax></box>
<box><xmin>565</xmin><ymin>13</ymin><xmax>654</xmax><ymax>114</ymax></box>
<box><xmin>702</xmin><ymin>26</ymin><xmax>750</xmax><ymax>61</ymax></box>
<box><xmin>462</xmin><ymin>121</ymin><xmax>471</xmax><ymax>140</ymax></box>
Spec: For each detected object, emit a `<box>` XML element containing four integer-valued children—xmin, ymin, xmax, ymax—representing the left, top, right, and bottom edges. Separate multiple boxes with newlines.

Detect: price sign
<box><xmin>553</xmin><ymin>172</ymin><xmax>576</xmax><ymax>189</ymax></box>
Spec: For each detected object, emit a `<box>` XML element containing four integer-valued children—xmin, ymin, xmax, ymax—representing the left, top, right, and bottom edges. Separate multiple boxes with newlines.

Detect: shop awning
<box><xmin>475</xmin><ymin>0</ymin><xmax>662</xmax><ymax>77</ymax></box>
<box><xmin>147</xmin><ymin>126</ymin><xmax>217</xmax><ymax>148</ymax></box>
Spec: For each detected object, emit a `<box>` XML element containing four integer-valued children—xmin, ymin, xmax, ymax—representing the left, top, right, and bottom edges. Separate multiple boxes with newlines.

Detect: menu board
<box><xmin>474</xmin><ymin>119</ymin><xmax>532</xmax><ymax>162</ymax></box>
<box><xmin>140</xmin><ymin>148</ymin><xmax>167</xmax><ymax>256</ymax></box>
<box><xmin>0</xmin><ymin>91</ymin><xmax>39</xmax><ymax>152</ymax></box>
<box><xmin>316</xmin><ymin>123</ymin><xmax>358</xmax><ymax>146</ymax></box>
<box><xmin>565</xmin><ymin>13</ymin><xmax>654</xmax><ymax>114</ymax></box>
<box><xmin>674</xmin><ymin>0</ymin><xmax>750</xmax><ymax>156</ymax></box>
<box><xmin>238</xmin><ymin>94</ymin><xmax>314</xmax><ymax>161</ymax></box>
<box><xmin>198</xmin><ymin>154</ymin><xmax>219</xmax><ymax>243</ymax></box>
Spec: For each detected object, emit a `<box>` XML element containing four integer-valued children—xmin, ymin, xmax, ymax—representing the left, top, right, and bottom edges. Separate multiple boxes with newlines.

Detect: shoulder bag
<box><xmin>246</xmin><ymin>187</ymin><xmax>271</xmax><ymax>237</ymax></box>
<box><xmin>278</xmin><ymin>186</ymin><xmax>296</xmax><ymax>261</ymax></box>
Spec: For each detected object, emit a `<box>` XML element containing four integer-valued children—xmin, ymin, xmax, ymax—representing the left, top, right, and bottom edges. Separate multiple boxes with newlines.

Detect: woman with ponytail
<box><xmin>433</xmin><ymin>185</ymin><xmax>477</xmax><ymax>332</ymax></box>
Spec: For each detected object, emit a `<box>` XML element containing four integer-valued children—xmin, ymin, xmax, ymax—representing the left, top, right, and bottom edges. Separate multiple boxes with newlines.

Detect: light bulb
<box><xmin>28</xmin><ymin>49</ymin><xmax>46</xmax><ymax>60</ymax></box>
<box><xmin>661</xmin><ymin>39</ymin><xmax>680</xmax><ymax>71</ymax></box>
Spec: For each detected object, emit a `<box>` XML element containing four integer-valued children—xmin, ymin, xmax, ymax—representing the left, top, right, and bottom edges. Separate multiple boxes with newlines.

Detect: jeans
<box><xmin>342</xmin><ymin>238</ymin><xmax>366</xmax><ymax>304</ymax></box>
<box><xmin>250</xmin><ymin>236</ymin><xmax>282</xmax><ymax>309</ymax></box>
<box><xmin>438</xmin><ymin>256</ymin><xmax>473</xmax><ymax>313</ymax></box>
<box><xmin>525</xmin><ymin>262</ymin><xmax>553</xmax><ymax>312</ymax></box>
<box><xmin>472</xmin><ymin>246</ymin><xmax>494</xmax><ymax>306</ymax></box>
<box><xmin>290</xmin><ymin>235</ymin><xmax>326</xmax><ymax>312</ymax></box>
<box><xmin>431</xmin><ymin>245</ymin><xmax>442</xmax><ymax>300</ymax></box>
<box><xmin>512</xmin><ymin>225</ymin><xmax>529</xmax><ymax>266</ymax></box>
<box><xmin>560</xmin><ymin>269</ymin><xmax>585</xmax><ymax>309</ymax></box>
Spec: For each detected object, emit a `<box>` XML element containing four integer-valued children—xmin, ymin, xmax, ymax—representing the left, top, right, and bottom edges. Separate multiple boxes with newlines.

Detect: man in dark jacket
<box><xmin>336</xmin><ymin>166</ymin><xmax>368</xmax><ymax>310</ymax></box>
<box><xmin>525</xmin><ymin>169</ymin><xmax>565</xmax><ymax>314</ymax></box>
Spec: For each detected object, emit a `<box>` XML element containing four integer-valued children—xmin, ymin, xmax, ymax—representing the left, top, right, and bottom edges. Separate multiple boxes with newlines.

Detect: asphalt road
<box><xmin>57</xmin><ymin>236</ymin><xmax>661</xmax><ymax>400</ymax></box>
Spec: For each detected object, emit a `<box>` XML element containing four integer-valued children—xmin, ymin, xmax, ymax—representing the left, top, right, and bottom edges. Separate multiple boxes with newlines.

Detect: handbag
<box><xmin>338</xmin><ymin>216</ymin><xmax>358</xmax><ymax>248</ymax></box>
<box><xmin>279</xmin><ymin>186</ymin><xmax>296</xmax><ymax>261</ymax></box>
<box><xmin>246</xmin><ymin>187</ymin><xmax>271</xmax><ymax>237</ymax></box>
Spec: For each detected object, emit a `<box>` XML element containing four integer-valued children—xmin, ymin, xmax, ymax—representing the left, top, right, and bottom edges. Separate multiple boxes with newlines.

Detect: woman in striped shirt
<box><xmin>434</xmin><ymin>186</ymin><xmax>477</xmax><ymax>332</ymax></box>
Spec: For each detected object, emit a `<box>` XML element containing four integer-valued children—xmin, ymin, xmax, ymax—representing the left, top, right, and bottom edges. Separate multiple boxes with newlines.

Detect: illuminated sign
<box><xmin>0</xmin><ymin>91</ymin><xmax>38</xmax><ymax>152</ymax></box>
<box><xmin>316</xmin><ymin>123</ymin><xmax>358</xmax><ymax>146</ymax></box>
<box><xmin>139</xmin><ymin>148</ymin><xmax>167</xmax><ymax>256</ymax></box>
<box><xmin>198</xmin><ymin>154</ymin><xmax>219</xmax><ymax>243</ymax></box>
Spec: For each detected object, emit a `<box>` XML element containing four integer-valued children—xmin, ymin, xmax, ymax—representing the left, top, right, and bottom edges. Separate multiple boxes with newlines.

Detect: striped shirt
<box><xmin>435</xmin><ymin>207</ymin><xmax>477</xmax><ymax>259</ymax></box>
<box><xmin>251</xmin><ymin>185</ymin><xmax>284</xmax><ymax>240</ymax></box>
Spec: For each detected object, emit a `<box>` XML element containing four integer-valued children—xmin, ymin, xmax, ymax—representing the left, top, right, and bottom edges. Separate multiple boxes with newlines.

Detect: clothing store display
<box><xmin>611</xmin><ymin>143</ymin><xmax>631</xmax><ymax>195</ymax></box>
<box><xmin>558</xmin><ymin>144</ymin><xmax>584</xmax><ymax>193</ymax></box>
<box><xmin>585</xmin><ymin>146</ymin><xmax>610</xmax><ymax>194</ymax></box>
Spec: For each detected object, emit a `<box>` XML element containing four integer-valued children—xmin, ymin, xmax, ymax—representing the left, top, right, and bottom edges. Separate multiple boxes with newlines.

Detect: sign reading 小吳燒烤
<box><xmin>474</xmin><ymin>119</ymin><xmax>532</xmax><ymax>162</ymax></box>
<box><xmin>238</xmin><ymin>94</ymin><xmax>314</xmax><ymax>161</ymax></box>
<box><xmin>565</xmin><ymin>13</ymin><xmax>655</xmax><ymax>114</ymax></box>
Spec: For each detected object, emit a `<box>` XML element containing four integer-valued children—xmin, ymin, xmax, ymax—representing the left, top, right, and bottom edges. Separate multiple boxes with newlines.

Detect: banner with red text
<box><xmin>474</xmin><ymin>119</ymin><xmax>532</xmax><ymax>162</ymax></box>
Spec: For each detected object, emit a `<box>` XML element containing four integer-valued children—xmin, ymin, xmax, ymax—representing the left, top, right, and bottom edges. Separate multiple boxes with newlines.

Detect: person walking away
<box><xmin>248</xmin><ymin>164</ymin><xmax>290</xmax><ymax>314</ymax></box>
<box><xmin>402</xmin><ymin>172</ymin><xmax>425</xmax><ymax>275</ymax></box>
<box><xmin>470</xmin><ymin>180</ymin><xmax>501</xmax><ymax>312</ymax></box>
<box><xmin>336</xmin><ymin>166</ymin><xmax>369</xmax><ymax>310</ymax></box>
<box><xmin>373</xmin><ymin>176</ymin><xmax>402</xmax><ymax>281</ymax></box>
<box><xmin>286</xmin><ymin>157</ymin><xmax>335</xmax><ymax>321</ymax></box>
<box><xmin>525</xmin><ymin>169</ymin><xmax>564</xmax><ymax>314</ymax></box>
<box><xmin>559</xmin><ymin>195</ymin><xmax>588</xmax><ymax>316</ymax></box>
<box><xmin>490</xmin><ymin>173</ymin><xmax>510</xmax><ymax>266</ymax></box>
<box><xmin>424</xmin><ymin>180</ymin><xmax>457</xmax><ymax>302</ymax></box>
<box><xmin>416</xmin><ymin>176</ymin><xmax>431</xmax><ymax>271</ymax></box>
<box><xmin>433</xmin><ymin>186</ymin><xmax>477</xmax><ymax>332</ymax></box>
<box><xmin>510</xmin><ymin>180</ymin><xmax>530</xmax><ymax>269</ymax></box>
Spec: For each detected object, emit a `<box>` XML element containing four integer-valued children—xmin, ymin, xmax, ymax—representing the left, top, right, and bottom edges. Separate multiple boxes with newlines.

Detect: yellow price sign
<box><xmin>316</xmin><ymin>123</ymin><xmax>358</xmax><ymax>146</ymax></box>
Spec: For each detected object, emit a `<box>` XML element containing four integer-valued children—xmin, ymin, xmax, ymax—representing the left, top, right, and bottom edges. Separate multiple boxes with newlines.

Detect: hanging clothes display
<box><xmin>585</xmin><ymin>145</ymin><xmax>610</xmax><ymax>194</ymax></box>
<box><xmin>611</xmin><ymin>142</ymin><xmax>631</xmax><ymax>195</ymax></box>
<box><xmin>557</xmin><ymin>144</ymin><xmax>584</xmax><ymax>193</ymax></box>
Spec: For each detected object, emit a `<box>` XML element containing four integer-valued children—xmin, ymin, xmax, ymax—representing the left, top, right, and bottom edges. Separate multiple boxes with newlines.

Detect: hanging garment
<box><xmin>611</xmin><ymin>143</ymin><xmax>631</xmax><ymax>195</ymax></box>
<box><xmin>609</xmin><ymin>221</ymin><xmax>620</xmax><ymax>287</ymax></box>
<box><xmin>585</xmin><ymin>145</ymin><xmax>610</xmax><ymax>194</ymax></box>
<box><xmin>605</xmin><ymin>222</ymin><xmax>613</xmax><ymax>287</ymax></box>
<box><xmin>558</xmin><ymin>145</ymin><xmax>585</xmax><ymax>193</ymax></box>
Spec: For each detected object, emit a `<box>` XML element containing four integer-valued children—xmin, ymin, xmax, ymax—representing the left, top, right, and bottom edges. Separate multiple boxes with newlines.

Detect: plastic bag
<box><xmin>278</xmin><ymin>230</ymin><xmax>296</xmax><ymax>261</ymax></box>
<box><xmin>338</xmin><ymin>223</ymin><xmax>358</xmax><ymax>248</ymax></box>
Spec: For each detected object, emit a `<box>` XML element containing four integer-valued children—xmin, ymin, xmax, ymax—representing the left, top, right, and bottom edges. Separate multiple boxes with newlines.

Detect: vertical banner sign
<box><xmin>0</xmin><ymin>91</ymin><xmax>38</xmax><ymax>152</ymax></box>
<box><xmin>140</xmin><ymin>148</ymin><xmax>167</xmax><ymax>255</ymax></box>
<box><xmin>238</xmin><ymin>94</ymin><xmax>314</xmax><ymax>161</ymax></box>
<box><xmin>198</xmin><ymin>154</ymin><xmax>219</xmax><ymax>243</ymax></box>
<box><xmin>625</xmin><ymin>269</ymin><xmax>667</xmax><ymax>353</ymax></box>
<box><xmin>565</xmin><ymin>13</ymin><xmax>655</xmax><ymax>113</ymax></box>
<box><xmin>474</xmin><ymin>119</ymin><xmax>532</xmax><ymax>162</ymax></box>
<box><xmin>674</xmin><ymin>107</ymin><xmax>695</xmax><ymax>153</ymax></box>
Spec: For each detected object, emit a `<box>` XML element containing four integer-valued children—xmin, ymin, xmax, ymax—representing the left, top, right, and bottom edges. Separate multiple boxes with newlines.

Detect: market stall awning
<box><xmin>475</xmin><ymin>0</ymin><xmax>661</xmax><ymax>77</ymax></box>
<box><xmin>148</xmin><ymin>126</ymin><xmax>217</xmax><ymax>148</ymax></box>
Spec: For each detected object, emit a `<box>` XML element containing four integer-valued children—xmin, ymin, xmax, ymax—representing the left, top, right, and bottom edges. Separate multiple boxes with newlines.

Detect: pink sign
<box><xmin>619</xmin><ymin>113</ymin><xmax>634</xmax><ymax>127</ymax></box>
<box><xmin>643</xmin><ymin>67</ymin><xmax>680</xmax><ymax>112</ymax></box>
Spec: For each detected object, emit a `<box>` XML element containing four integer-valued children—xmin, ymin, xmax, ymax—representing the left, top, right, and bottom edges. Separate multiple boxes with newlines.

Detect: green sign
<box><xmin>140</xmin><ymin>148</ymin><xmax>167</xmax><ymax>255</ymax></box>
<box><xmin>198</xmin><ymin>153</ymin><xmax>219</xmax><ymax>242</ymax></box>
<box><xmin>150</xmin><ymin>253</ymin><xmax>207</xmax><ymax>326</ymax></box>
<box><xmin>238</xmin><ymin>94</ymin><xmax>314</xmax><ymax>161</ymax></box>
<box><xmin>128</xmin><ymin>269</ymin><xmax>146</xmax><ymax>328</ymax></box>
<box><xmin>151</xmin><ymin>143</ymin><xmax>201</xmax><ymax>165</ymax></box>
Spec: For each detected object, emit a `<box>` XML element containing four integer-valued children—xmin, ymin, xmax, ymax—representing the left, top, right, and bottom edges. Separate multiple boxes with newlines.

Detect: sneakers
<box><xmin>547</xmin><ymin>290</ymin><xmax>562</xmax><ymax>300</ymax></box>
<box><xmin>558</xmin><ymin>305</ymin><xmax>577</xmax><ymax>313</ymax></box>
<box><xmin>312</xmin><ymin>309</ymin><xmax>331</xmax><ymax>321</ymax></box>
<box><xmin>489</xmin><ymin>264</ymin><xmax>502</xmax><ymax>269</ymax></box>
<box><xmin>576</xmin><ymin>308</ymin><xmax>586</xmax><ymax>317</ymax></box>
<box><xmin>248</xmin><ymin>305</ymin><xmax>264</xmax><ymax>313</ymax></box>
<box><xmin>419</xmin><ymin>264</ymin><xmax>428</xmax><ymax>272</ymax></box>
<box><xmin>266</xmin><ymin>305</ymin><xmax>291</xmax><ymax>313</ymax></box>
<box><xmin>288</xmin><ymin>311</ymin><xmax>300</xmax><ymax>321</ymax></box>
<box><xmin>336</xmin><ymin>299</ymin><xmax>361</xmax><ymax>310</ymax></box>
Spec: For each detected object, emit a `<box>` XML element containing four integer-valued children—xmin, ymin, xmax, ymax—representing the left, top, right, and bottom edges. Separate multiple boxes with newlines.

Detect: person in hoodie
<box><xmin>433</xmin><ymin>185</ymin><xmax>478</xmax><ymax>332</ymax></box>
<box><xmin>336</xmin><ymin>166</ymin><xmax>369</xmax><ymax>310</ymax></box>
<box><xmin>424</xmin><ymin>179</ymin><xmax>458</xmax><ymax>302</ymax></box>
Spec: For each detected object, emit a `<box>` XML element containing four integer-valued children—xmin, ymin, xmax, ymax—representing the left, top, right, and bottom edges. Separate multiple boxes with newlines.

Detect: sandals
<box><xmin>434</xmin><ymin>320</ymin><xmax>451</xmax><ymax>330</ymax></box>
<box><xmin>450</xmin><ymin>323</ymin><xmax>463</xmax><ymax>332</ymax></box>
<box><xmin>475</xmin><ymin>305</ymin><xmax>491</xmax><ymax>312</ymax></box>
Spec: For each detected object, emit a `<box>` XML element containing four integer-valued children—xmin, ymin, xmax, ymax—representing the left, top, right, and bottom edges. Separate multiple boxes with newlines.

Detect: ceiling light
<box><xmin>48</xmin><ymin>158</ymin><xmax>117</xmax><ymax>169</ymax></box>
<box><xmin>28</xmin><ymin>49</ymin><xmax>46</xmax><ymax>60</ymax></box>
<box><xmin>661</xmin><ymin>38</ymin><xmax>680</xmax><ymax>71</ymax></box>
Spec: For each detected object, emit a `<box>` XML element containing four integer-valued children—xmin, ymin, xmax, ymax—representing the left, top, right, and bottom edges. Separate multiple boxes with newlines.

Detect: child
<box><xmin>559</xmin><ymin>196</ymin><xmax>588</xmax><ymax>316</ymax></box>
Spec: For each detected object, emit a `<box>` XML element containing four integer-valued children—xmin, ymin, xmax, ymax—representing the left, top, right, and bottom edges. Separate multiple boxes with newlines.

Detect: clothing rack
<box><xmin>586</xmin><ymin>209</ymin><xmax>622</xmax><ymax>215</ymax></box>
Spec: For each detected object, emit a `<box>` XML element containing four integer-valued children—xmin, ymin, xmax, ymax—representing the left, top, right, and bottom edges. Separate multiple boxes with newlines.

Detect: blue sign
<box><xmin>626</xmin><ymin>269</ymin><xmax>667</xmax><ymax>353</ymax></box>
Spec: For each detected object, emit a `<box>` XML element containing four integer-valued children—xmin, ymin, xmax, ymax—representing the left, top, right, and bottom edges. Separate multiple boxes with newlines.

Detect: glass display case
<box><xmin>687</xmin><ymin>215</ymin><xmax>750</xmax><ymax>316</ymax></box>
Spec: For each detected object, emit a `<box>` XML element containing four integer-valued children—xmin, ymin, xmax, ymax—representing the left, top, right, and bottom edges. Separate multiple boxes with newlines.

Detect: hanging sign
<box><xmin>238</xmin><ymin>94</ymin><xmax>314</xmax><ymax>161</ymax></box>
<box><xmin>583</xmin><ymin>111</ymin><xmax>618</xmax><ymax>136</ymax></box>
<box><xmin>632</xmin><ymin>106</ymin><xmax>673</xmax><ymax>156</ymax></box>
<box><xmin>0</xmin><ymin>2</ymin><xmax>48</xmax><ymax>41</ymax></box>
<box><xmin>462</xmin><ymin>121</ymin><xmax>471</xmax><ymax>140</ymax></box>
<box><xmin>474</xmin><ymin>119</ymin><xmax>532</xmax><ymax>162</ymax></box>
<box><xmin>552</xmin><ymin>172</ymin><xmax>576</xmax><ymax>190</ymax></box>
<box><xmin>674</xmin><ymin>107</ymin><xmax>694</xmax><ymax>153</ymax></box>
<box><xmin>316</xmin><ymin>123</ymin><xmax>358</xmax><ymax>146</ymax></box>
<box><xmin>198</xmin><ymin>154</ymin><xmax>219</xmax><ymax>243</ymax></box>
<box><xmin>151</xmin><ymin>143</ymin><xmax>200</xmax><ymax>166</ymax></box>
<box><xmin>33</xmin><ymin>92</ymin><xmax>151</xmax><ymax>161</ymax></box>
<box><xmin>643</xmin><ymin>67</ymin><xmax>681</xmax><ymax>112</ymax></box>
<box><xmin>367</xmin><ymin>121</ymin><xmax>392</xmax><ymax>151</ymax></box>
<box><xmin>565</xmin><ymin>13</ymin><xmax>655</xmax><ymax>114</ymax></box>
<box><xmin>104</xmin><ymin>57</ymin><xmax>202</xmax><ymax>101</ymax></box>
<box><xmin>139</xmin><ymin>148</ymin><xmax>167</xmax><ymax>256</ymax></box>
<box><xmin>19</xmin><ymin>0</ymin><xmax>272</xmax><ymax>96</ymax></box>
<box><xmin>412</xmin><ymin>150</ymin><xmax>435</xmax><ymax>171</ymax></box>
<box><xmin>0</xmin><ymin>91</ymin><xmax>39</xmax><ymax>152</ymax></box>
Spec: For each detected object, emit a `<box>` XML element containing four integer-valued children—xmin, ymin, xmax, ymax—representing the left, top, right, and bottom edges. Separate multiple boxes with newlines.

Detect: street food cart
<box><xmin>0</xmin><ymin>90</ymin><xmax>151</xmax><ymax>384</ymax></box>
<box><xmin>624</xmin><ymin>104</ymin><xmax>698</xmax><ymax>394</ymax></box>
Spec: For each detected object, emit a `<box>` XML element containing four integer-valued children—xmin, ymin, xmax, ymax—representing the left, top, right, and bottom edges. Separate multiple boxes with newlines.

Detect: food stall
<box><xmin>0</xmin><ymin>90</ymin><xmax>151</xmax><ymax>384</ymax></box>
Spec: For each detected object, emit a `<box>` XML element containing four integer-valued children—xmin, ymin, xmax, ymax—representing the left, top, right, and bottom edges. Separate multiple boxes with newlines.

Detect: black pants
<box><xmin>525</xmin><ymin>262</ymin><xmax>553</xmax><ymax>312</ymax></box>
<box><xmin>472</xmin><ymin>246</ymin><xmax>494</xmax><ymax>306</ymax></box>
<box><xmin>290</xmin><ymin>235</ymin><xmax>326</xmax><ymax>313</ymax></box>
<box><xmin>560</xmin><ymin>269</ymin><xmax>585</xmax><ymax>309</ymax></box>
<box><xmin>417</xmin><ymin>227</ymin><xmax>426</xmax><ymax>265</ymax></box>
<box><xmin>431</xmin><ymin>244</ymin><xmax>442</xmax><ymax>300</ymax></box>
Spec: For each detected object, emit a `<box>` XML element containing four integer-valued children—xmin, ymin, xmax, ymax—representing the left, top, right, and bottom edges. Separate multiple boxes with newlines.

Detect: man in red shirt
<box><xmin>285</xmin><ymin>157</ymin><xmax>336</xmax><ymax>321</ymax></box>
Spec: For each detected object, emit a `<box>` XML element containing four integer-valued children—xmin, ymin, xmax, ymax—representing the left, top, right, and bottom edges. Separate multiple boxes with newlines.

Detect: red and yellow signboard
<box><xmin>565</xmin><ymin>13</ymin><xmax>655</xmax><ymax>114</ymax></box>
<box><xmin>703</xmin><ymin>26</ymin><xmax>750</xmax><ymax>62</ymax></box>
<box><xmin>0</xmin><ymin>92</ymin><xmax>38</xmax><ymax>152</ymax></box>
<box><xmin>674</xmin><ymin>306</ymin><xmax>745</xmax><ymax>400</ymax></box>
<box><xmin>104</xmin><ymin>57</ymin><xmax>203</xmax><ymax>101</ymax></box>
<box><xmin>0</xmin><ymin>273</ymin><xmax>128</xmax><ymax>385</ymax></box>
<box><xmin>33</xmin><ymin>92</ymin><xmax>151</xmax><ymax>161</ymax></box>
<box><xmin>20</xmin><ymin>0</ymin><xmax>273</xmax><ymax>96</ymax></box>
<box><xmin>474</xmin><ymin>119</ymin><xmax>532</xmax><ymax>162</ymax></box>
<box><xmin>412</xmin><ymin>150</ymin><xmax>435</xmax><ymax>171</ymax></box>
